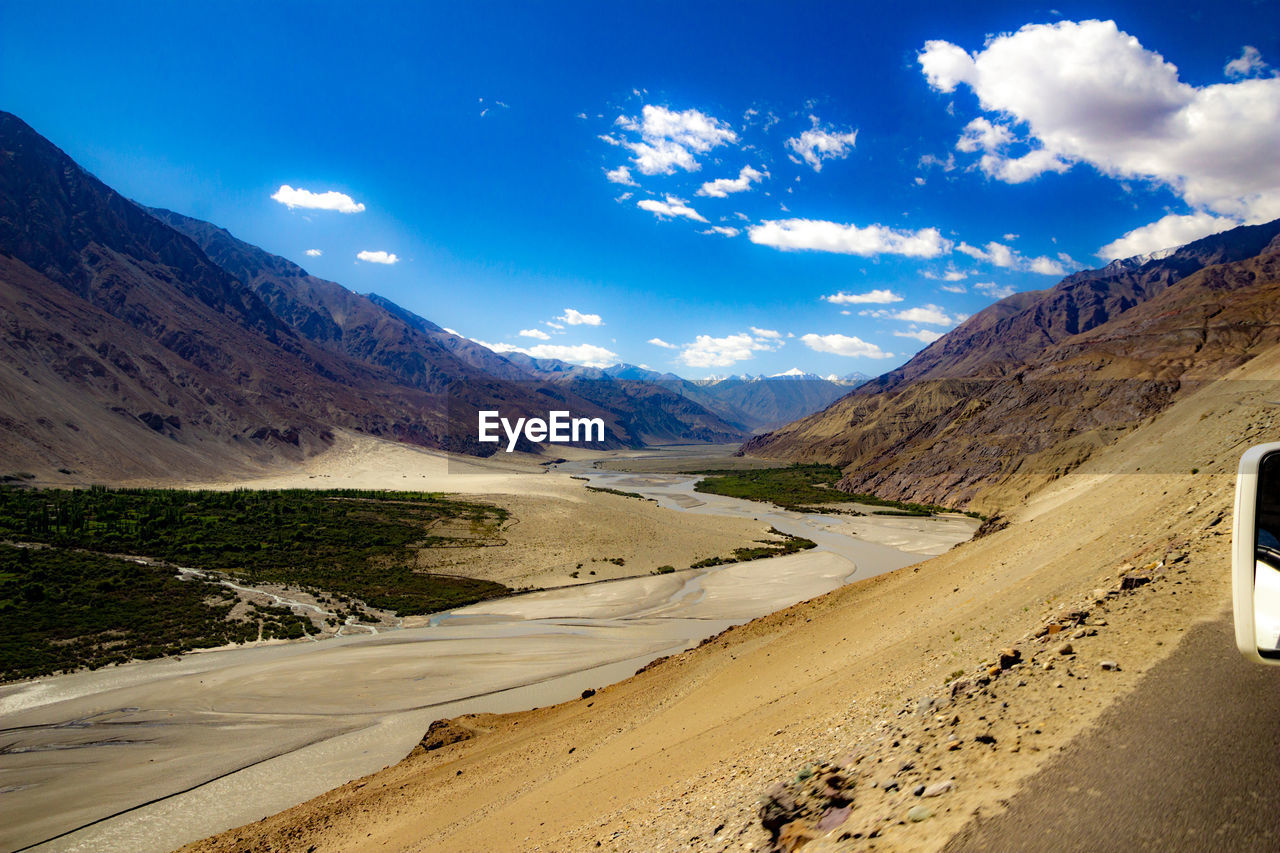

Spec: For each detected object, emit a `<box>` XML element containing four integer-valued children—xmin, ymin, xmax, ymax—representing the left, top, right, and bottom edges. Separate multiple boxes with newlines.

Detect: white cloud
<box><xmin>975</xmin><ymin>281</ymin><xmax>1017</xmax><ymax>299</ymax></box>
<box><xmin>544</xmin><ymin>320</ymin><xmax>565</xmax><ymax>330</ymax></box>
<box><xmin>893</xmin><ymin>328</ymin><xmax>944</xmax><ymax>344</ymax></box>
<box><xmin>638</xmin><ymin>195</ymin><xmax>708</xmax><ymax>223</ymax></box>
<box><xmin>860</xmin><ymin>304</ymin><xmax>964</xmax><ymax>326</ymax></box>
<box><xmin>1225</xmin><ymin>46</ymin><xmax>1270</xmax><ymax>79</ymax></box>
<box><xmin>1028</xmin><ymin>255</ymin><xmax>1067</xmax><ymax>275</ymax></box>
<box><xmin>614</xmin><ymin>104</ymin><xmax>738</xmax><ymax>175</ymax></box>
<box><xmin>305</xmin><ymin>249</ymin><xmax>323</xmax><ymax>257</ymax></box>
<box><xmin>748</xmin><ymin>219</ymin><xmax>952</xmax><ymax>258</ymax></box>
<box><xmin>648</xmin><ymin>337</ymin><xmax>678</xmax><ymax>349</ymax></box>
<box><xmin>1096</xmin><ymin>211</ymin><xmax>1240</xmax><ymax>260</ymax></box>
<box><xmin>356</xmin><ymin>250</ymin><xmax>399</xmax><ymax>265</ymax></box>
<box><xmin>891</xmin><ymin>304</ymin><xmax>958</xmax><ymax>326</ymax></box>
<box><xmin>800</xmin><ymin>333</ymin><xmax>893</xmax><ymax>359</ymax></box>
<box><xmin>822</xmin><ymin>289</ymin><xmax>903</xmax><ymax>305</ymax></box>
<box><xmin>701</xmin><ymin>225</ymin><xmax>741</xmax><ymax>237</ymax></box>
<box><xmin>271</xmin><ymin>185</ymin><xmax>365</xmax><ymax>214</ymax></box>
<box><xmin>697</xmin><ymin>165</ymin><xmax>767</xmax><ymax>197</ymax></box>
<box><xmin>558</xmin><ymin>308</ymin><xmax>603</xmax><ymax>326</ymax></box>
<box><xmin>519</xmin><ymin>328</ymin><xmax>551</xmax><ymax>340</ymax></box>
<box><xmin>786</xmin><ymin>116</ymin><xmax>858</xmax><ymax>171</ymax></box>
<box><xmin>956</xmin><ymin>240</ymin><xmax>1071</xmax><ymax>275</ymax></box>
<box><xmin>750</xmin><ymin>327</ymin><xmax>782</xmax><ymax>339</ymax></box>
<box><xmin>606</xmin><ymin>165</ymin><xmax>638</xmax><ymax>186</ymax></box>
<box><xmin>919</xmin><ymin>19</ymin><xmax>1280</xmax><ymax>222</ymax></box>
<box><xmin>676</xmin><ymin>330</ymin><xmax>783</xmax><ymax>368</ymax></box>
<box><xmin>473</xmin><ymin>339</ymin><xmax>619</xmax><ymax>368</ymax></box>
<box><xmin>940</xmin><ymin>283</ymin><xmax>967</xmax><ymax>293</ymax></box>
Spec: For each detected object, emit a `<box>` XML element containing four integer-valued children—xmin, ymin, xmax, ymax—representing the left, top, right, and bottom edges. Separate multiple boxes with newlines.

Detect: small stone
<box><xmin>923</xmin><ymin>780</ymin><xmax>954</xmax><ymax>797</ymax></box>
<box><xmin>912</xmin><ymin>783</ymin><xmax>927</xmax><ymax>796</ymax></box>
<box><xmin>907</xmin><ymin>805</ymin><xmax>933</xmax><ymax>822</ymax></box>
<box><xmin>1073</xmin><ymin>629</ymin><xmax>1087</xmax><ymax>639</ymax></box>
<box><xmin>1100</xmin><ymin>660</ymin><xmax>1121</xmax><ymax>671</ymax></box>
<box><xmin>1055</xmin><ymin>681</ymin><xmax>1065</xmax><ymax>688</ymax></box>
<box><xmin>1058</xmin><ymin>643</ymin><xmax>1075</xmax><ymax>656</ymax></box>
<box><xmin>998</xmin><ymin>648</ymin><xmax>1022</xmax><ymax>669</ymax></box>
<box><xmin>881</xmin><ymin>780</ymin><xmax>899</xmax><ymax>792</ymax></box>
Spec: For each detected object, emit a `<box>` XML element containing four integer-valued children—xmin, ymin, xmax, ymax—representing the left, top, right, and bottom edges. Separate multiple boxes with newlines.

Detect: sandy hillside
<box><xmin>181</xmin><ymin>345</ymin><xmax>1279</xmax><ymax>853</ymax></box>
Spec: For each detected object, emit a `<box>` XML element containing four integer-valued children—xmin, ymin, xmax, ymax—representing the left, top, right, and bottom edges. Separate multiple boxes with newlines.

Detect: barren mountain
<box><xmin>0</xmin><ymin>113</ymin><xmax>748</xmax><ymax>477</ymax></box>
<box><xmin>743</xmin><ymin>220</ymin><xmax>1280</xmax><ymax>512</ymax></box>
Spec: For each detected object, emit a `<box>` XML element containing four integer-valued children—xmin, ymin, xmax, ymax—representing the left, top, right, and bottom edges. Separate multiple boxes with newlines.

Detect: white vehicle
<box><xmin>1233</xmin><ymin>442</ymin><xmax>1280</xmax><ymax>663</ymax></box>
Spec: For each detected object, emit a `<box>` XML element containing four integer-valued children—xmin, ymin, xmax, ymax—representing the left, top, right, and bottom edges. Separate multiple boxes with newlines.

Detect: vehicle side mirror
<box><xmin>1233</xmin><ymin>442</ymin><xmax>1280</xmax><ymax>664</ymax></box>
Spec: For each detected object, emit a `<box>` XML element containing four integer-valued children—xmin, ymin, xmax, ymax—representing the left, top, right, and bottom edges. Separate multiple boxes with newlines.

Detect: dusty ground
<box><xmin>177</xmin><ymin>344</ymin><xmax>1280</xmax><ymax>853</ymax></box>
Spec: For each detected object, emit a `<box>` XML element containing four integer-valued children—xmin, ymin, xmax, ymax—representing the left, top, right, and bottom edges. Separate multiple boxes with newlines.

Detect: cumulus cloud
<box><xmin>558</xmin><ymin>308</ymin><xmax>603</xmax><ymax>326</ymax></box>
<box><xmin>823</xmin><ymin>289</ymin><xmax>903</xmax><ymax>305</ymax></box>
<box><xmin>956</xmin><ymin>240</ymin><xmax>1069</xmax><ymax>275</ymax></box>
<box><xmin>519</xmin><ymin>328</ymin><xmax>551</xmax><ymax>340</ymax></box>
<box><xmin>606</xmin><ymin>165</ymin><xmax>638</xmax><ymax>186</ymax></box>
<box><xmin>305</xmin><ymin>249</ymin><xmax>322</xmax><ymax>256</ymax></box>
<box><xmin>701</xmin><ymin>225</ymin><xmax>741</xmax><ymax>237</ymax></box>
<box><xmin>940</xmin><ymin>283</ymin><xmax>967</xmax><ymax>293</ymax></box>
<box><xmin>800</xmin><ymin>333</ymin><xmax>893</xmax><ymax>359</ymax></box>
<box><xmin>750</xmin><ymin>327</ymin><xmax>782</xmax><ymax>339</ymax></box>
<box><xmin>638</xmin><ymin>195</ymin><xmax>708</xmax><ymax>223</ymax></box>
<box><xmin>271</xmin><ymin>185</ymin><xmax>365</xmax><ymax>214</ymax></box>
<box><xmin>893</xmin><ymin>328</ymin><xmax>944</xmax><ymax>344</ymax></box>
<box><xmin>919</xmin><ymin>19</ymin><xmax>1280</xmax><ymax>222</ymax></box>
<box><xmin>1225</xmin><ymin>46</ymin><xmax>1270</xmax><ymax>79</ymax></box>
<box><xmin>975</xmin><ymin>281</ymin><xmax>1017</xmax><ymax>299</ymax></box>
<box><xmin>648</xmin><ymin>337</ymin><xmax>678</xmax><ymax>349</ymax></box>
<box><xmin>356</xmin><ymin>250</ymin><xmax>399</xmax><ymax>264</ymax></box>
<box><xmin>614</xmin><ymin>104</ymin><xmax>738</xmax><ymax>175</ymax></box>
<box><xmin>697</xmin><ymin>165</ymin><xmax>767</xmax><ymax>197</ymax></box>
<box><xmin>749</xmin><ymin>219</ymin><xmax>952</xmax><ymax>258</ymax></box>
<box><xmin>786</xmin><ymin>116</ymin><xmax>858</xmax><ymax>171</ymax></box>
<box><xmin>676</xmin><ymin>330</ymin><xmax>783</xmax><ymax>368</ymax></box>
<box><xmin>860</xmin><ymin>304</ymin><xmax>964</xmax><ymax>326</ymax></box>
<box><xmin>473</xmin><ymin>339</ymin><xmax>619</xmax><ymax>368</ymax></box>
<box><xmin>1096</xmin><ymin>211</ymin><xmax>1240</xmax><ymax>260</ymax></box>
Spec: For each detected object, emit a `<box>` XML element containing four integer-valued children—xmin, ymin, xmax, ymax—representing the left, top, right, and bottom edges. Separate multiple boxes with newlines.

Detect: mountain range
<box><xmin>743</xmin><ymin>218</ymin><xmax>1280</xmax><ymax>511</ymax></box>
<box><xmin>0</xmin><ymin>112</ymin><xmax>859</xmax><ymax>480</ymax></box>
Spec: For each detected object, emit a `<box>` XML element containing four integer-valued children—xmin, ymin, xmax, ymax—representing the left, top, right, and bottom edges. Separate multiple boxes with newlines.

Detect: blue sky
<box><xmin>3</xmin><ymin>1</ymin><xmax>1278</xmax><ymax>378</ymax></box>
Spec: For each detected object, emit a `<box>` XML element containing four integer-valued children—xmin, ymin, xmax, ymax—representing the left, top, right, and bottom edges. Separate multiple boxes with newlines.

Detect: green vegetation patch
<box><xmin>690</xmin><ymin>464</ymin><xmax>951</xmax><ymax>515</ymax></box>
<box><xmin>0</xmin><ymin>544</ymin><xmax>316</xmax><ymax>681</ymax></box>
<box><xmin>689</xmin><ymin>527</ymin><xmax>817</xmax><ymax>569</ymax></box>
<box><xmin>0</xmin><ymin>486</ymin><xmax>512</xmax><ymax>618</ymax></box>
<box><xmin>585</xmin><ymin>485</ymin><xmax>654</xmax><ymax>501</ymax></box>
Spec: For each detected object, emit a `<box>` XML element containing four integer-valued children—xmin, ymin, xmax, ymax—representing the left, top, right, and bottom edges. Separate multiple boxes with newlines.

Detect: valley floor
<box><xmin>172</xmin><ymin>348</ymin><xmax>1280</xmax><ymax>851</ymax></box>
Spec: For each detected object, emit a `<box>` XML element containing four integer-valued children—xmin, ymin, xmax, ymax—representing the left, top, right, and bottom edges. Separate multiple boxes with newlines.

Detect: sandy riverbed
<box><xmin>1</xmin><ymin>438</ymin><xmax>974</xmax><ymax>853</ymax></box>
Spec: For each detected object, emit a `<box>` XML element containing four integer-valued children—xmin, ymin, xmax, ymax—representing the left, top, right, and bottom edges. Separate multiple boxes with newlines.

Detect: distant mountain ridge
<box><xmin>744</xmin><ymin>219</ymin><xmax>1280</xmax><ymax>512</ymax></box>
<box><xmin>503</xmin><ymin>356</ymin><xmax>864</xmax><ymax>433</ymax></box>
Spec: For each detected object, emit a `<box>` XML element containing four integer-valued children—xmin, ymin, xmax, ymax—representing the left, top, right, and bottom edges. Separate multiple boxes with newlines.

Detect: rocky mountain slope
<box><xmin>149</xmin><ymin>208</ymin><xmax>750</xmax><ymax>448</ymax></box>
<box><xmin>0</xmin><ymin>113</ymin><xmax>747</xmax><ymax>477</ymax></box>
<box><xmin>744</xmin><ymin>220</ymin><xmax>1280</xmax><ymax>512</ymax></box>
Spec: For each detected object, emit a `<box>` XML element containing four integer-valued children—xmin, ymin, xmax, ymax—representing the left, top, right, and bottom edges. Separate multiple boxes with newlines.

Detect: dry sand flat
<box><xmin>177</xmin><ymin>346</ymin><xmax>1280</xmax><ymax>853</ymax></box>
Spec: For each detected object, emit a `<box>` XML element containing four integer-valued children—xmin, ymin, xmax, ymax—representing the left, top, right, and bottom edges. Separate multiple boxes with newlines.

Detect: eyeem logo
<box><xmin>478</xmin><ymin>410</ymin><xmax>605</xmax><ymax>452</ymax></box>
